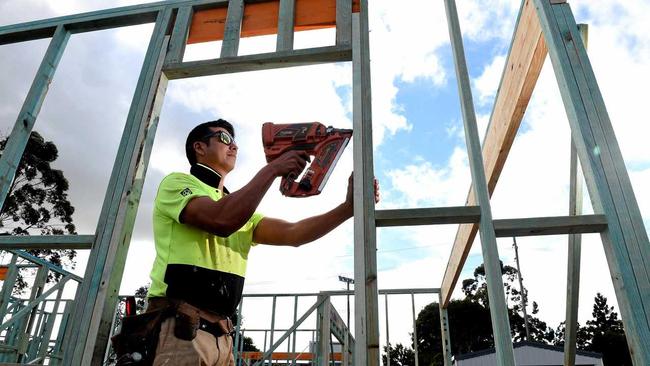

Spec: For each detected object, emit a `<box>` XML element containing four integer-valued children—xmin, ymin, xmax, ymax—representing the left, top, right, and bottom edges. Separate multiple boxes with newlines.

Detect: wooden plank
<box><xmin>375</xmin><ymin>206</ymin><xmax>480</xmax><ymax>227</ymax></box>
<box><xmin>564</xmin><ymin>24</ymin><xmax>587</xmax><ymax>366</ymax></box>
<box><xmin>443</xmin><ymin>0</ymin><xmax>515</xmax><ymax>364</ymax></box>
<box><xmin>438</xmin><ymin>294</ymin><xmax>453</xmax><ymax>366</ymax></box>
<box><xmin>188</xmin><ymin>0</ymin><xmax>360</xmax><ymax>45</ymax></box>
<box><xmin>0</xmin><ymin>267</ymin><xmax>7</xmax><ymax>281</ymax></box>
<box><xmin>440</xmin><ymin>0</ymin><xmax>547</xmax><ymax>307</ymax></box>
<box><xmin>165</xmin><ymin>6</ymin><xmax>194</xmax><ymax>65</ymax></box>
<box><xmin>336</xmin><ymin>0</ymin><xmax>352</xmax><ymax>46</ymax></box>
<box><xmin>411</xmin><ymin>294</ymin><xmax>420</xmax><ymax>366</ymax></box>
<box><xmin>0</xmin><ymin>25</ymin><xmax>70</xmax><ymax>215</ymax></box>
<box><xmin>352</xmin><ymin>1</ymin><xmax>379</xmax><ymax>365</ymax></box>
<box><xmin>493</xmin><ymin>215</ymin><xmax>605</xmax><ymax>237</ymax></box>
<box><xmin>534</xmin><ymin>0</ymin><xmax>650</xmax><ymax>363</ymax></box>
<box><xmin>164</xmin><ymin>44</ymin><xmax>351</xmax><ymax>79</ymax></box>
<box><xmin>277</xmin><ymin>0</ymin><xmax>296</xmax><ymax>51</ymax></box>
<box><xmin>221</xmin><ymin>0</ymin><xmax>245</xmax><ymax>57</ymax></box>
<box><xmin>0</xmin><ymin>235</ymin><xmax>94</xmax><ymax>250</ymax></box>
<box><xmin>9</xmin><ymin>250</ymin><xmax>82</xmax><ymax>282</ymax></box>
<box><xmin>61</xmin><ymin>9</ymin><xmax>173</xmax><ymax>365</ymax></box>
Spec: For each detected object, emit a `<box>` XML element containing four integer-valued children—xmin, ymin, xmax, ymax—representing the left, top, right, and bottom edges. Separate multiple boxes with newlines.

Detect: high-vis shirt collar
<box><xmin>190</xmin><ymin>163</ymin><xmax>230</xmax><ymax>194</ymax></box>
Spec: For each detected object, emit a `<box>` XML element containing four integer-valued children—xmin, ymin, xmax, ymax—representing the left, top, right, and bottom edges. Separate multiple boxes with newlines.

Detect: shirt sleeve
<box><xmin>155</xmin><ymin>173</ymin><xmax>210</xmax><ymax>224</ymax></box>
<box><xmin>248</xmin><ymin>212</ymin><xmax>265</xmax><ymax>246</ymax></box>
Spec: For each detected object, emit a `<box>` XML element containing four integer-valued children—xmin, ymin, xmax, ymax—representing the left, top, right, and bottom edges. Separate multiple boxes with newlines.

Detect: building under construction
<box><xmin>0</xmin><ymin>0</ymin><xmax>648</xmax><ymax>365</ymax></box>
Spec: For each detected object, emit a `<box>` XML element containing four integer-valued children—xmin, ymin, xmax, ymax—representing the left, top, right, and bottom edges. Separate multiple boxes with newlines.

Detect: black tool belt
<box><xmin>148</xmin><ymin>297</ymin><xmax>234</xmax><ymax>340</ymax></box>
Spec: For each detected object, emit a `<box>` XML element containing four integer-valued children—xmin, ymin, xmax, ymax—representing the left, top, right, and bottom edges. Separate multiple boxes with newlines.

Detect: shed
<box><xmin>454</xmin><ymin>341</ymin><xmax>603</xmax><ymax>366</ymax></box>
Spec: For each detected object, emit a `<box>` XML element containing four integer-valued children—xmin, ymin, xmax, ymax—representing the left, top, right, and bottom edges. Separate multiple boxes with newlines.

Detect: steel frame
<box><xmin>0</xmin><ymin>0</ymin><xmax>647</xmax><ymax>365</ymax></box>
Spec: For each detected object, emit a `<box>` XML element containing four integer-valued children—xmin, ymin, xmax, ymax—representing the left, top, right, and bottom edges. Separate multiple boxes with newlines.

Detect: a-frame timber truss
<box><xmin>0</xmin><ymin>0</ymin><xmax>647</xmax><ymax>365</ymax></box>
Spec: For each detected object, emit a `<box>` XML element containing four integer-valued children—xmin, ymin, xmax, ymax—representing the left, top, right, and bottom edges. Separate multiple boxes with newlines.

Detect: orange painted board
<box><xmin>0</xmin><ymin>266</ymin><xmax>8</xmax><ymax>281</ymax></box>
<box><xmin>188</xmin><ymin>0</ymin><xmax>360</xmax><ymax>44</ymax></box>
<box><xmin>240</xmin><ymin>352</ymin><xmax>343</xmax><ymax>361</ymax></box>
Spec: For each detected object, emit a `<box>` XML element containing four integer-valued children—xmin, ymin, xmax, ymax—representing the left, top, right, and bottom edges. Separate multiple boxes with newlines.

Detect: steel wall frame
<box><xmin>0</xmin><ymin>0</ymin><xmax>648</xmax><ymax>365</ymax></box>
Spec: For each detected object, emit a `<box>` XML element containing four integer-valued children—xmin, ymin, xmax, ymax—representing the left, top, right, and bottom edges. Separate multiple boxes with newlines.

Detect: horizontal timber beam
<box><xmin>163</xmin><ymin>45</ymin><xmax>352</xmax><ymax>79</ymax></box>
<box><xmin>240</xmin><ymin>288</ymin><xmax>440</xmax><ymax>298</ymax></box>
<box><xmin>9</xmin><ymin>250</ymin><xmax>83</xmax><ymax>282</ymax></box>
<box><xmin>0</xmin><ymin>235</ymin><xmax>94</xmax><ymax>250</ymax></box>
<box><xmin>493</xmin><ymin>214</ymin><xmax>607</xmax><ymax>237</ymax></box>
<box><xmin>375</xmin><ymin>206</ymin><xmax>481</xmax><ymax>227</ymax></box>
<box><xmin>440</xmin><ymin>0</ymin><xmax>548</xmax><ymax>307</ymax></box>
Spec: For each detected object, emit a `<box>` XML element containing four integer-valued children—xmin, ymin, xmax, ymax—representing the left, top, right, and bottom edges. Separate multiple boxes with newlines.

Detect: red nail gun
<box><xmin>262</xmin><ymin>122</ymin><xmax>352</xmax><ymax>197</ymax></box>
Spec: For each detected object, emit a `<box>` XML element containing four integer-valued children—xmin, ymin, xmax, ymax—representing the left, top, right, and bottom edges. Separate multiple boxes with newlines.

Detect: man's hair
<box><xmin>185</xmin><ymin>119</ymin><xmax>235</xmax><ymax>166</ymax></box>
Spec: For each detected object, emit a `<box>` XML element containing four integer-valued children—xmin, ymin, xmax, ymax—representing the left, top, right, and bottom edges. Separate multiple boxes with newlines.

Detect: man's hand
<box><xmin>344</xmin><ymin>173</ymin><xmax>380</xmax><ymax>217</ymax></box>
<box><xmin>267</xmin><ymin>151</ymin><xmax>310</xmax><ymax>178</ymax></box>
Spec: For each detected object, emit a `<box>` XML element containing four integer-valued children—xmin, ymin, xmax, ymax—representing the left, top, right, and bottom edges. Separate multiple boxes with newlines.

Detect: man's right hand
<box><xmin>268</xmin><ymin>151</ymin><xmax>310</xmax><ymax>178</ymax></box>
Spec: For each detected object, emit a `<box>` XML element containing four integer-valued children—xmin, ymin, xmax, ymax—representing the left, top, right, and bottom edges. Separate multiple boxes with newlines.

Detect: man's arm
<box><xmin>181</xmin><ymin>151</ymin><xmax>309</xmax><ymax>237</ymax></box>
<box><xmin>253</xmin><ymin>175</ymin><xmax>380</xmax><ymax>246</ymax></box>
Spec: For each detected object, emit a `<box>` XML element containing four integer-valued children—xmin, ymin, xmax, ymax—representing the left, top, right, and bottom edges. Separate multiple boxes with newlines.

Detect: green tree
<box><xmin>0</xmin><ymin>131</ymin><xmax>77</xmax><ymax>292</ymax></box>
<box><xmin>382</xmin><ymin>343</ymin><xmax>414</xmax><ymax>366</ymax></box>
<box><xmin>583</xmin><ymin>293</ymin><xmax>631</xmax><ymax>366</ymax></box>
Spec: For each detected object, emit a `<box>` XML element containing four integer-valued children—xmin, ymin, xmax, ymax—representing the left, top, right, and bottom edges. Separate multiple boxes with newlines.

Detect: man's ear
<box><xmin>193</xmin><ymin>141</ymin><xmax>206</xmax><ymax>158</ymax></box>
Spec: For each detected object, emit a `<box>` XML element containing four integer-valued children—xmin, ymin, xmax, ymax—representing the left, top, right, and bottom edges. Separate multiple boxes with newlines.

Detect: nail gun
<box><xmin>262</xmin><ymin>122</ymin><xmax>353</xmax><ymax>197</ymax></box>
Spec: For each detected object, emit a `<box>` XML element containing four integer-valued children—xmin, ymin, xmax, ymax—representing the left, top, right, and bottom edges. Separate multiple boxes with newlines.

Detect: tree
<box><xmin>0</xmin><ymin>131</ymin><xmax>77</xmax><ymax>293</ymax></box>
<box><xmin>583</xmin><ymin>293</ymin><xmax>631</xmax><ymax>366</ymax></box>
<box><xmin>382</xmin><ymin>343</ymin><xmax>414</xmax><ymax>366</ymax></box>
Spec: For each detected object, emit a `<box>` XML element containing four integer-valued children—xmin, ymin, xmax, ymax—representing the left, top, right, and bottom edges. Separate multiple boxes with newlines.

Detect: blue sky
<box><xmin>1</xmin><ymin>0</ymin><xmax>649</xmax><ymax>352</ymax></box>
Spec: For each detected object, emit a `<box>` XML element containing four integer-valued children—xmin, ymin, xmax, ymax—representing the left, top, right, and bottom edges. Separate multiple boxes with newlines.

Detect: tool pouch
<box><xmin>173</xmin><ymin>310</ymin><xmax>200</xmax><ymax>341</ymax></box>
<box><xmin>111</xmin><ymin>307</ymin><xmax>169</xmax><ymax>365</ymax></box>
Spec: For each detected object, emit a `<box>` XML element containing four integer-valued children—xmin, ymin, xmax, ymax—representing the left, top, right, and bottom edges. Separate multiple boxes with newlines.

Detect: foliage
<box><xmin>382</xmin><ymin>343</ymin><xmax>414</xmax><ymax>366</ymax></box>
<box><xmin>0</xmin><ymin>131</ymin><xmax>77</xmax><ymax>293</ymax></box>
<box><xmin>584</xmin><ymin>293</ymin><xmax>631</xmax><ymax>366</ymax></box>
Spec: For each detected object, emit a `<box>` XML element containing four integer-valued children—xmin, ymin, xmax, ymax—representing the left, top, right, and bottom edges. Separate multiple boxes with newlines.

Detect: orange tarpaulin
<box><xmin>240</xmin><ymin>352</ymin><xmax>343</xmax><ymax>361</ymax></box>
<box><xmin>188</xmin><ymin>0</ymin><xmax>360</xmax><ymax>44</ymax></box>
<box><xmin>0</xmin><ymin>266</ymin><xmax>8</xmax><ymax>281</ymax></box>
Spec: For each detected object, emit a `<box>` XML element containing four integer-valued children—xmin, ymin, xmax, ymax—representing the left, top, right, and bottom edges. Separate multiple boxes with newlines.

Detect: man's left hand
<box><xmin>344</xmin><ymin>173</ymin><xmax>380</xmax><ymax>216</ymax></box>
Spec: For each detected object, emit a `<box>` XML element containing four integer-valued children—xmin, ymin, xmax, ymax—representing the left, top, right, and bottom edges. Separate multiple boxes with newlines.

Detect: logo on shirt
<box><xmin>180</xmin><ymin>188</ymin><xmax>193</xmax><ymax>197</ymax></box>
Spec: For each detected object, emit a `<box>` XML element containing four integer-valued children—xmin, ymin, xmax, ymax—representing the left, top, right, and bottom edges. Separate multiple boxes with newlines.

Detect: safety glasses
<box><xmin>203</xmin><ymin>130</ymin><xmax>235</xmax><ymax>146</ymax></box>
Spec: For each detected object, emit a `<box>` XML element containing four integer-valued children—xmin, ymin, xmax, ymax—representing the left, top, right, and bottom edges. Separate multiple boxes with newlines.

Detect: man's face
<box><xmin>195</xmin><ymin>127</ymin><xmax>238</xmax><ymax>175</ymax></box>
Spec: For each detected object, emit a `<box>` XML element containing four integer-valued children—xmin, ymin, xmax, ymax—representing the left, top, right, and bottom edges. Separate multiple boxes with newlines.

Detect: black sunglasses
<box><xmin>203</xmin><ymin>130</ymin><xmax>235</xmax><ymax>146</ymax></box>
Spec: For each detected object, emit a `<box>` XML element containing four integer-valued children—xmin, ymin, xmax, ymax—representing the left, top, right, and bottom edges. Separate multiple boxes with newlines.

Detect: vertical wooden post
<box><xmin>352</xmin><ymin>0</ymin><xmax>379</xmax><ymax>364</ymax></box>
<box><xmin>564</xmin><ymin>22</ymin><xmax>588</xmax><ymax>366</ymax></box>
<box><xmin>221</xmin><ymin>0</ymin><xmax>244</xmax><ymax>57</ymax></box>
<box><xmin>0</xmin><ymin>254</ymin><xmax>19</xmax><ymax>319</ymax></box>
<box><xmin>384</xmin><ymin>294</ymin><xmax>390</xmax><ymax>366</ymax></box>
<box><xmin>277</xmin><ymin>0</ymin><xmax>296</xmax><ymax>52</ymax></box>
<box><xmin>438</xmin><ymin>295</ymin><xmax>452</xmax><ymax>366</ymax></box>
<box><xmin>234</xmin><ymin>298</ymin><xmax>244</xmax><ymax>365</ymax></box>
<box><xmin>0</xmin><ymin>25</ymin><xmax>69</xmax><ymax>211</ymax></box>
<box><xmin>317</xmin><ymin>295</ymin><xmax>332</xmax><ymax>366</ymax></box>
<box><xmin>62</xmin><ymin>9</ymin><xmax>173</xmax><ymax>365</ymax></box>
<box><xmin>534</xmin><ymin>1</ymin><xmax>650</xmax><ymax>363</ymax></box>
<box><xmin>336</xmin><ymin>0</ymin><xmax>352</xmax><ymax>46</ymax></box>
<box><xmin>443</xmin><ymin>0</ymin><xmax>516</xmax><ymax>364</ymax></box>
<box><xmin>411</xmin><ymin>293</ymin><xmax>419</xmax><ymax>366</ymax></box>
<box><xmin>165</xmin><ymin>5</ymin><xmax>193</xmax><ymax>65</ymax></box>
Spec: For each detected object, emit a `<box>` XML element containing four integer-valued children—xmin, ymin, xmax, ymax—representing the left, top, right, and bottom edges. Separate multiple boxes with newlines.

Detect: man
<box><xmin>146</xmin><ymin>119</ymin><xmax>378</xmax><ymax>365</ymax></box>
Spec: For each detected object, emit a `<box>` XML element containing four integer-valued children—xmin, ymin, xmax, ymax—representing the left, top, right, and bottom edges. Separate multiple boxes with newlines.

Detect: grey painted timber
<box><xmin>564</xmin><ymin>23</ymin><xmax>587</xmax><ymax>366</ymax></box>
<box><xmin>534</xmin><ymin>1</ymin><xmax>650</xmax><ymax>362</ymax></box>
<box><xmin>443</xmin><ymin>0</ymin><xmax>515</xmax><ymax>364</ymax></box>
<box><xmin>352</xmin><ymin>1</ymin><xmax>379</xmax><ymax>365</ymax></box>
<box><xmin>0</xmin><ymin>25</ymin><xmax>69</xmax><ymax>213</ymax></box>
<box><xmin>277</xmin><ymin>0</ymin><xmax>296</xmax><ymax>52</ymax></box>
<box><xmin>164</xmin><ymin>5</ymin><xmax>193</xmax><ymax>65</ymax></box>
<box><xmin>163</xmin><ymin>45</ymin><xmax>353</xmax><ymax>79</ymax></box>
<box><xmin>336</xmin><ymin>0</ymin><xmax>352</xmax><ymax>46</ymax></box>
<box><xmin>221</xmin><ymin>0</ymin><xmax>244</xmax><ymax>57</ymax></box>
<box><xmin>9</xmin><ymin>250</ymin><xmax>82</xmax><ymax>282</ymax></box>
<box><xmin>375</xmin><ymin>206</ymin><xmax>481</xmax><ymax>227</ymax></box>
<box><xmin>62</xmin><ymin>10</ymin><xmax>172</xmax><ymax>365</ymax></box>
<box><xmin>493</xmin><ymin>214</ymin><xmax>606</xmax><ymax>237</ymax></box>
<box><xmin>0</xmin><ymin>235</ymin><xmax>94</xmax><ymax>250</ymax></box>
<box><xmin>439</xmin><ymin>295</ymin><xmax>453</xmax><ymax>366</ymax></box>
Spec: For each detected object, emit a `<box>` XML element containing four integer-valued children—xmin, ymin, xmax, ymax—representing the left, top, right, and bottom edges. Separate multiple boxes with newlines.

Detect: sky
<box><xmin>1</xmin><ymin>0</ymin><xmax>649</xmax><ymax>354</ymax></box>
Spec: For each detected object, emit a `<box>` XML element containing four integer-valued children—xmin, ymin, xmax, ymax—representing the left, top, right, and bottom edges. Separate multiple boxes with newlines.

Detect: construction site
<box><xmin>0</xmin><ymin>0</ymin><xmax>648</xmax><ymax>365</ymax></box>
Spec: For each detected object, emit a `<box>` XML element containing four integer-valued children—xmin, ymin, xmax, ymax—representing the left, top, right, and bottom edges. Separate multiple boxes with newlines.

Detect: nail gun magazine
<box><xmin>262</xmin><ymin>122</ymin><xmax>352</xmax><ymax>197</ymax></box>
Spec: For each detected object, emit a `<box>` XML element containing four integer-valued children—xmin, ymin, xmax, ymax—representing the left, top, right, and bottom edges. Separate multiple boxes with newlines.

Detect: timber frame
<box><xmin>0</xmin><ymin>0</ymin><xmax>648</xmax><ymax>365</ymax></box>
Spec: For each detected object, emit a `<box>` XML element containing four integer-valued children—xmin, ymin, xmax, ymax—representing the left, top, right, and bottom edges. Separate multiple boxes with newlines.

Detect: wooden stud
<box><xmin>336</xmin><ymin>0</ymin><xmax>352</xmax><ymax>46</ymax></box>
<box><xmin>163</xmin><ymin>44</ymin><xmax>352</xmax><ymax>79</ymax></box>
<box><xmin>411</xmin><ymin>293</ymin><xmax>419</xmax><ymax>366</ymax></box>
<box><xmin>0</xmin><ymin>254</ymin><xmax>19</xmax><ymax>321</ymax></box>
<box><xmin>277</xmin><ymin>0</ymin><xmax>296</xmax><ymax>52</ymax></box>
<box><xmin>0</xmin><ymin>25</ymin><xmax>70</xmax><ymax>213</ymax></box>
<box><xmin>221</xmin><ymin>0</ymin><xmax>244</xmax><ymax>57</ymax></box>
<box><xmin>534</xmin><ymin>0</ymin><xmax>650</xmax><ymax>362</ymax></box>
<box><xmin>443</xmin><ymin>0</ymin><xmax>515</xmax><ymax>364</ymax></box>
<box><xmin>61</xmin><ymin>9</ymin><xmax>173</xmax><ymax>365</ymax></box>
<box><xmin>375</xmin><ymin>206</ymin><xmax>481</xmax><ymax>227</ymax></box>
<box><xmin>493</xmin><ymin>214</ymin><xmax>606</xmax><ymax>237</ymax></box>
<box><xmin>0</xmin><ymin>235</ymin><xmax>94</xmax><ymax>250</ymax></box>
<box><xmin>165</xmin><ymin>5</ymin><xmax>194</xmax><ymax>65</ymax></box>
<box><xmin>384</xmin><ymin>294</ymin><xmax>390</xmax><ymax>366</ymax></box>
<box><xmin>8</xmin><ymin>250</ymin><xmax>82</xmax><ymax>282</ymax></box>
<box><xmin>352</xmin><ymin>1</ymin><xmax>379</xmax><ymax>365</ymax></box>
<box><xmin>564</xmin><ymin>23</ymin><xmax>587</xmax><ymax>366</ymax></box>
<box><xmin>440</xmin><ymin>0</ymin><xmax>548</xmax><ymax>307</ymax></box>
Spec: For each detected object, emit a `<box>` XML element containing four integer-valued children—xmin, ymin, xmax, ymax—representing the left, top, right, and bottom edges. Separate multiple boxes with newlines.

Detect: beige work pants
<box><xmin>153</xmin><ymin>316</ymin><xmax>235</xmax><ymax>366</ymax></box>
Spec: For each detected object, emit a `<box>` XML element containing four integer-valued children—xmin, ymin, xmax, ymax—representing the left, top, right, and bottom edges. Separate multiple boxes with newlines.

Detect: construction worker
<box><xmin>145</xmin><ymin>119</ymin><xmax>379</xmax><ymax>365</ymax></box>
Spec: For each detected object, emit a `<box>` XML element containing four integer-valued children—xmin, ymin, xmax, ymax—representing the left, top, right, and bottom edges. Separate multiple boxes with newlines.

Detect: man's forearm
<box><xmin>286</xmin><ymin>203</ymin><xmax>352</xmax><ymax>246</ymax></box>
